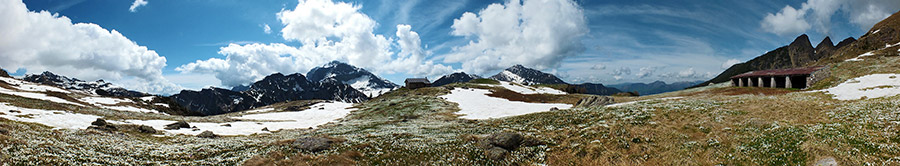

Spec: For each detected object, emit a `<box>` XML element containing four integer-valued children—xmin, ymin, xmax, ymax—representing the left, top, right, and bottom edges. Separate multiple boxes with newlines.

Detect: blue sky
<box><xmin>5</xmin><ymin>0</ymin><xmax>899</xmax><ymax>94</ymax></box>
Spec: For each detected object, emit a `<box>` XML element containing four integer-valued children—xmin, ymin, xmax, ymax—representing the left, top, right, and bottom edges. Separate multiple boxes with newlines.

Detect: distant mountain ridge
<box><xmin>693</xmin><ymin>34</ymin><xmax>851</xmax><ymax>88</ymax></box>
<box><xmin>610</xmin><ymin>80</ymin><xmax>704</xmax><ymax>95</ymax></box>
<box><xmin>307</xmin><ymin>61</ymin><xmax>398</xmax><ymax>97</ymax></box>
<box><xmin>22</xmin><ymin>71</ymin><xmax>148</xmax><ymax>97</ymax></box>
<box><xmin>171</xmin><ymin>72</ymin><xmax>368</xmax><ymax>116</ymax></box>
<box><xmin>489</xmin><ymin>65</ymin><xmax>567</xmax><ymax>85</ymax></box>
<box><xmin>432</xmin><ymin>72</ymin><xmax>480</xmax><ymax>86</ymax></box>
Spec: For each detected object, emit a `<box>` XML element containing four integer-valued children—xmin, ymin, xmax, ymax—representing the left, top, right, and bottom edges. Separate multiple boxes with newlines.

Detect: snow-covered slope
<box><xmin>23</xmin><ymin>71</ymin><xmax>147</xmax><ymax>97</ymax></box>
<box><xmin>307</xmin><ymin>61</ymin><xmax>398</xmax><ymax>97</ymax></box>
<box><xmin>441</xmin><ymin>88</ymin><xmax>571</xmax><ymax>119</ymax></box>
<box><xmin>489</xmin><ymin>65</ymin><xmax>567</xmax><ymax>85</ymax></box>
<box><xmin>818</xmin><ymin>73</ymin><xmax>900</xmax><ymax>100</ymax></box>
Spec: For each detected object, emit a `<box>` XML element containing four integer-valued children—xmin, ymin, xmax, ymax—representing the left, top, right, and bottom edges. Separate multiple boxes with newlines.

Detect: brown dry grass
<box><xmin>485</xmin><ymin>88</ymin><xmax>585</xmax><ymax>105</ymax></box>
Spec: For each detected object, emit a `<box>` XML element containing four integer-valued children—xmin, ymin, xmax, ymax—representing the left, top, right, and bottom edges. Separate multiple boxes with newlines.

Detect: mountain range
<box><xmin>693</xmin><ymin>34</ymin><xmax>855</xmax><ymax>88</ymax></box>
<box><xmin>489</xmin><ymin>65</ymin><xmax>568</xmax><ymax>85</ymax></box>
<box><xmin>432</xmin><ymin>72</ymin><xmax>480</xmax><ymax>87</ymax></box>
<box><xmin>609</xmin><ymin>80</ymin><xmax>704</xmax><ymax>95</ymax></box>
<box><xmin>23</xmin><ymin>71</ymin><xmax>148</xmax><ymax>98</ymax></box>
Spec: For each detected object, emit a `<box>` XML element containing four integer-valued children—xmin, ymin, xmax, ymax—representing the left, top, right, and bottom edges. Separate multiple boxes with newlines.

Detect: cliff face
<box><xmin>695</xmin><ymin>34</ymin><xmax>827</xmax><ymax>87</ymax></box>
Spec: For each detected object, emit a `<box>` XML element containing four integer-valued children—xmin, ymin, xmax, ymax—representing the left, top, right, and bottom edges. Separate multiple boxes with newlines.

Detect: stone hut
<box><xmin>730</xmin><ymin>66</ymin><xmax>828</xmax><ymax>89</ymax></box>
<box><xmin>404</xmin><ymin>78</ymin><xmax>432</xmax><ymax>89</ymax></box>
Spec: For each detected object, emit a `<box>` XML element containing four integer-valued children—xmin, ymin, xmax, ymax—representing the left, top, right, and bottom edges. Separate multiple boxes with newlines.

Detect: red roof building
<box><xmin>730</xmin><ymin>66</ymin><xmax>829</xmax><ymax>89</ymax></box>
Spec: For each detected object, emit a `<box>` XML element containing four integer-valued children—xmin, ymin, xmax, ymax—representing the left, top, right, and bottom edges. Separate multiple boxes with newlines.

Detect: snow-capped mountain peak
<box><xmin>22</xmin><ymin>71</ymin><xmax>148</xmax><ymax>97</ymax></box>
<box><xmin>306</xmin><ymin>61</ymin><xmax>398</xmax><ymax>97</ymax></box>
<box><xmin>489</xmin><ymin>65</ymin><xmax>567</xmax><ymax>85</ymax></box>
<box><xmin>433</xmin><ymin>72</ymin><xmax>481</xmax><ymax>86</ymax></box>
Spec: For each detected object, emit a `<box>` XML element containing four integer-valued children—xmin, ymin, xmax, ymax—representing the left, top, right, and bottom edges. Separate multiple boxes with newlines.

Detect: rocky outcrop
<box><xmin>164</xmin><ymin>121</ymin><xmax>191</xmax><ymax>130</ymax></box>
<box><xmin>575</xmin><ymin>96</ymin><xmax>614</xmax><ymax>108</ymax></box>
<box><xmin>0</xmin><ymin>68</ymin><xmax>8</xmax><ymax>78</ymax></box>
<box><xmin>87</xmin><ymin>118</ymin><xmax>117</xmax><ymax>132</ymax></box>
<box><xmin>477</xmin><ymin>132</ymin><xmax>545</xmax><ymax>161</ymax></box>
<box><xmin>293</xmin><ymin>137</ymin><xmax>336</xmax><ymax>152</ymax></box>
<box><xmin>197</xmin><ymin>131</ymin><xmax>218</xmax><ymax>138</ymax></box>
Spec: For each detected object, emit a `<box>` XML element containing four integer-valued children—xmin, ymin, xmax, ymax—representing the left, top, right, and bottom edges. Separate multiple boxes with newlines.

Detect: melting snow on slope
<box><xmin>0</xmin><ymin>85</ymin><xmax>85</xmax><ymax>107</ymax></box>
<box><xmin>81</xmin><ymin>96</ymin><xmax>133</xmax><ymax>105</ymax></box>
<box><xmin>818</xmin><ymin>74</ymin><xmax>900</xmax><ymax>100</ymax></box>
<box><xmin>846</xmin><ymin>51</ymin><xmax>875</xmax><ymax>62</ymax></box>
<box><xmin>491</xmin><ymin>81</ymin><xmax>567</xmax><ymax>95</ymax></box>
<box><xmin>441</xmin><ymin>88</ymin><xmax>571</xmax><ymax>119</ymax></box>
<box><xmin>123</xmin><ymin>102</ymin><xmax>355</xmax><ymax>136</ymax></box>
<box><xmin>0</xmin><ymin>103</ymin><xmax>99</xmax><ymax>130</ymax></box>
<box><xmin>0</xmin><ymin>77</ymin><xmax>70</xmax><ymax>93</ymax></box>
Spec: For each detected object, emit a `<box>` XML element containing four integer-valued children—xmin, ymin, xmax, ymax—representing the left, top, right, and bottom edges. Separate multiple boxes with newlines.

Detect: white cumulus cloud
<box><xmin>129</xmin><ymin>0</ymin><xmax>148</xmax><ymax>12</ymax></box>
<box><xmin>0</xmin><ymin>0</ymin><xmax>179</xmax><ymax>94</ymax></box>
<box><xmin>721</xmin><ymin>59</ymin><xmax>741</xmax><ymax>69</ymax></box>
<box><xmin>177</xmin><ymin>0</ymin><xmax>453</xmax><ymax>87</ymax></box>
<box><xmin>444</xmin><ymin>0</ymin><xmax>588</xmax><ymax>75</ymax></box>
<box><xmin>262</xmin><ymin>24</ymin><xmax>271</xmax><ymax>34</ymax></box>
<box><xmin>762</xmin><ymin>0</ymin><xmax>900</xmax><ymax>36</ymax></box>
<box><xmin>761</xmin><ymin>5</ymin><xmax>810</xmax><ymax>36</ymax></box>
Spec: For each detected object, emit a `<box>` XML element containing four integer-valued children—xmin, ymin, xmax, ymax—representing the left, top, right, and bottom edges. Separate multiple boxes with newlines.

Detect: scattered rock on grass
<box><xmin>138</xmin><ymin>125</ymin><xmax>156</xmax><ymax>134</ymax></box>
<box><xmin>293</xmin><ymin>137</ymin><xmax>335</xmax><ymax>152</ymax></box>
<box><xmin>87</xmin><ymin>118</ymin><xmax>117</xmax><ymax>132</ymax></box>
<box><xmin>575</xmin><ymin>96</ymin><xmax>614</xmax><ymax>108</ymax></box>
<box><xmin>484</xmin><ymin>147</ymin><xmax>508</xmax><ymax>160</ymax></box>
<box><xmin>197</xmin><ymin>131</ymin><xmax>218</xmax><ymax>138</ymax></box>
<box><xmin>164</xmin><ymin>121</ymin><xmax>190</xmax><ymax>130</ymax></box>
<box><xmin>487</xmin><ymin>132</ymin><xmax>523</xmax><ymax>150</ymax></box>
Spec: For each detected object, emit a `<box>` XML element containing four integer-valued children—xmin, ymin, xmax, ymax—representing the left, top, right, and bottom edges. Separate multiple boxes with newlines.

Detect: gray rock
<box><xmin>138</xmin><ymin>125</ymin><xmax>156</xmax><ymax>134</ymax></box>
<box><xmin>164</xmin><ymin>121</ymin><xmax>190</xmax><ymax>130</ymax></box>
<box><xmin>293</xmin><ymin>137</ymin><xmax>335</xmax><ymax>152</ymax></box>
<box><xmin>815</xmin><ymin>157</ymin><xmax>838</xmax><ymax>166</ymax></box>
<box><xmin>575</xmin><ymin>96</ymin><xmax>615</xmax><ymax>108</ymax></box>
<box><xmin>91</xmin><ymin>118</ymin><xmax>108</xmax><ymax>126</ymax></box>
<box><xmin>484</xmin><ymin>147</ymin><xmax>508</xmax><ymax>160</ymax></box>
<box><xmin>0</xmin><ymin>128</ymin><xmax>8</xmax><ymax>135</ymax></box>
<box><xmin>520</xmin><ymin>136</ymin><xmax>546</xmax><ymax>147</ymax></box>
<box><xmin>487</xmin><ymin>132</ymin><xmax>523</xmax><ymax>150</ymax></box>
<box><xmin>197</xmin><ymin>130</ymin><xmax>217</xmax><ymax>138</ymax></box>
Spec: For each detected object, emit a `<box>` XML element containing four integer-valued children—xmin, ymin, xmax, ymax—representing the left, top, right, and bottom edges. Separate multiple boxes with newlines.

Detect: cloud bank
<box><xmin>177</xmin><ymin>0</ymin><xmax>452</xmax><ymax>87</ymax></box>
<box><xmin>0</xmin><ymin>0</ymin><xmax>178</xmax><ymax>94</ymax></box>
<box><xmin>444</xmin><ymin>0</ymin><xmax>588</xmax><ymax>75</ymax></box>
<box><xmin>761</xmin><ymin>0</ymin><xmax>900</xmax><ymax>36</ymax></box>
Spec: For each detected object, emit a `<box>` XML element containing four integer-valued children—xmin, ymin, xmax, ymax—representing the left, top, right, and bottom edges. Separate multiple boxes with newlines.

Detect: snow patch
<box><xmin>0</xmin><ymin>103</ymin><xmax>99</xmax><ymax>130</ymax></box>
<box><xmin>0</xmin><ymin>77</ymin><xmax>69</xmax><ymax>93</ymax></box>
<box><xmin>492</xmin><ymin>81</ymin><xmax>566</xmax><ymax>95</ymax></box>
<box><xmin>140</xmin><ymin>96</ymin><xmax>155</xmax><ymax>102</ymax></box>
<box><xmin>123</xmin><ymin>102</ymin><xmax>355</xmax><ymax>136</ymax></box>
<box><xmin>846</xmin><ymin>51</ymin><xmax>874</xmax><ymax>62</ymax></box>
<box><xmin>81</xmin><ymin>96</ymin><xmax>132</xmax><ymax>105</ymax></box>
<box><xmin>818</xmin><ymin>74</ymin><xmax>900</xmax><ymax>100</ymax></box>
<box><xmin>440</xmin><ymin>88</ymin><xmax>572</xmax><ymax>119</ymax></box>
<box><xmin>0</xmin><ymin>85</ymin><xmax>85</xmax><ymax>107</ymax></box>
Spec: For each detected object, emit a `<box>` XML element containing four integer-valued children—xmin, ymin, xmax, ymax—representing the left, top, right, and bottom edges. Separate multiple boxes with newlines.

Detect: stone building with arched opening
<box><xmin>730</xmin><ymin>66</ymin><xmax>829</xmax><ymax>89</ymax></box>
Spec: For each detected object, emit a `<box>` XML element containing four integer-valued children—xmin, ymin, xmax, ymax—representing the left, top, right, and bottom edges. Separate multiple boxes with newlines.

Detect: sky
<box><xmin>2</xmin><ymin>0</ymin><xmax>899</xmax><ymax>95</ymax></box>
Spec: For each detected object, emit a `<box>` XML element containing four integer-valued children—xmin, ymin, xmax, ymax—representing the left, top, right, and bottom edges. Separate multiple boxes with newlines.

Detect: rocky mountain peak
<box><xmin>0</xmin><ymin>68</ymin><xmax>9</xmax><ymax>78</ymax></box>
<box><xmin>307</xmin><ymin>61</ymin><xmax>397</xmax><ymax>97</ymax></box>
<box><xmin>432</xmin><ymin>72</ymin><xmax>481</xmax><ymax>86</ymax></box>
<box><xmin>23</xmin><ymin>71</ymin><xmax>147</xmax><ymax>97</ymax></box>
<box><xmin>836</xmin><ymin>37</ymin><xmax>856</xmax><ymax>48</ymax></box>
<box><xmin>816</xmin><ymin>36</ymin><xmax>834</xmax><ymax>50</ymax></box>
<box><xmin>789</xmin><ymin>34</ymin><xmax>812</xmax><ymax>48</ymax></box>
<box><xmin>490</xmin><ymin>64</ymin><xmax>567</xmax><ymax>85</ymax></box>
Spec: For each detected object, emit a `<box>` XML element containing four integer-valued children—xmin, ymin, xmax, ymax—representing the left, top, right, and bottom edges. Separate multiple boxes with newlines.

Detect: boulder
<box><xmin>197</xmin><ymin>131</ymin><xmax>218</xmax><ymax>138</ymax></box>
<box><xmin>0</xmin><ymin>68</ymin><xmax>8</xmax><ymax>78</ymax></box>
<box><xmin>0</xmin><ymin>128</ymin><xmax>8</xmax><ymax>135</ymax></box>
<box><xmin>88</xmin><ymin>118</ymin><xmax>117</xmax><ymax>132</ymax></box>
<box><xmin>575</xmin><ymin>96</ymin><xmax>614</xmax><ymax>108</ymax></box>
<box><xmin>164</xmin><ymin>121</ymin><xmax>190</xmax><ymax>130</ymax></box>
<box><xmin>487</xmin><ymin>132</ymin><xmax>523</xmax><ymax>150</ymax></box>
<box><xmin>484</xmin><ymin>147</ymin><xmax>508</xmax><ymax>160</ymax></box>
<box><xmin>138</xmin><ymin>125</ymin><xmax>157</xmax><ymax>134</ymax></box>
<box><xmin>293</xmin><ymin>137</ymin><xmax>335</xmax><ymax>152</ymax></box>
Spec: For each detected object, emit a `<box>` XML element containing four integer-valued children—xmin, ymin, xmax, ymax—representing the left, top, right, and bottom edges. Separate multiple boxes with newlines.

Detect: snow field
<box><xmin>440</xmin><ymin>88</ymin><xmax>571</xmax><ymax>119</ymax></box>
<box><xmin>819</xmin><ymin>73</ymin><xmax>900</xmax><ymax>100</ymax></box>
